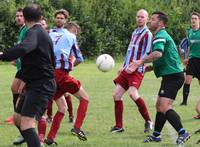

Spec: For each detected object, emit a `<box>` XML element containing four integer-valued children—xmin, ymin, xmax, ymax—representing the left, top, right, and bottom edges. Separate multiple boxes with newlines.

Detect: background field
<box><xmin>0</xmin><ymin>62</ymin><xmax>200</xmax><ymax>147</ymax></box>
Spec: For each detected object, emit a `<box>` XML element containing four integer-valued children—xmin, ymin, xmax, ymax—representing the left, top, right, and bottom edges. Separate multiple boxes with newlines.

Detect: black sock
<box><xmin>16</xmin><ymin>126</ymin><xmax>23</xmax><ymax>136</ymax></box>
<box><xmin>165</xmin><ymin>109</ymin><xmax>185</xmax><ymax>134</ymax></box>
<box><xmin>153</xmin><ymin>112</ymin><xmax>166</xmax><ymax>137</ymax></box>
<box><xmin>13</xmin><ymin>94</ymin><xmax>19</xmax><ymax>111</ymax></box>
<box><xmin>182</xmin><ymin>84</ymin><xmax>190</xmax><ymax>104</ymax></box>
<box><xmin>21</xmin><ymin>128</ymin><xmax>40</xmax><ymax>147</ymax></box>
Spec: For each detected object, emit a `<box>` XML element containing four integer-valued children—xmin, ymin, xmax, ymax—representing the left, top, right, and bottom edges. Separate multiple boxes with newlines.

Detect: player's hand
<box><xmin>125</xmin><ymin>60</ymin><xmax>142</xmax><ymax>74</ymax></box>
<box><xmin>10</xmin><ymin>60</ymin><xmax>16</xmax><ymax>66</ymax></box>
<box><xmin>183</xmin><ymin>59</ymin><xmax>188</xmax><ymax>66</ymax></box>
<box><xmin>144</xmin><ymin>65</ymin><xmax>153</xmax><ymax>73</ymax></box>
<box><xmin>0</xmin><ymin>52</ymin><xmax>3</xmax><ymax>55</ymax></box>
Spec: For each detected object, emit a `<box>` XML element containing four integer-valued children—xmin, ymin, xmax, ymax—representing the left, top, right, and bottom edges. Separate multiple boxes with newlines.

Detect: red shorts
<box><xmin>114</xmin><ymin>70</ymin><xmax>143</xmax><ymax>90</ymax></box>
<box><xmin>53</xmin><ymin>69</ymin><xmax>81</xmax><ymax>100</ymax></box>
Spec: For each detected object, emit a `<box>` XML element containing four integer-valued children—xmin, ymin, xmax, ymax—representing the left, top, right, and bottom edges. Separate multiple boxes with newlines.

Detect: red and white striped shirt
<box><xmin>124</xmin><ymin>26</ymin><xmax>152</xmax><ymax>74</ymax></box>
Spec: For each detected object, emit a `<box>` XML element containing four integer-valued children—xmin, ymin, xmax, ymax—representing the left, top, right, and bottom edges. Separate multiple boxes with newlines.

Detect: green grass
<box><xmin>0</xmin><ymin>62</ymin><xmax>200</xmax><ymax>147</ymax></box>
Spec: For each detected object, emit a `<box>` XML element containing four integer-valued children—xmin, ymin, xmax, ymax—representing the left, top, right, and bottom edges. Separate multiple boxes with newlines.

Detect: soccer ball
<box><xmin>96</xmin><ymin>54</ymin><xmax>115</xmax><ymax>72</ymax></box>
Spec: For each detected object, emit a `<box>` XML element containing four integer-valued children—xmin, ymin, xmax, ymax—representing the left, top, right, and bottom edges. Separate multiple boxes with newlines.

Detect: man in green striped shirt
<box><xmin>180</xmin><ymin>12</ymin><xmax>200</xmax><ymax>111</ymax></box>
<box><xmin>11</xmin><ymin>8</ymin><xmax>28</xmax><ymax>146</ymax></box>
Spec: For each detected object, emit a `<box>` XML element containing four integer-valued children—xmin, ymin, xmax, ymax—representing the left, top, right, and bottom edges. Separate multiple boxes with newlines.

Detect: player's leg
<box><xmin>38</xmin><ymin>112</ymin><xmax>47</xmax><ymax>145</ymax></box>
<box><xmin>12</xmin><ymin>82</ymin><xmax>26</xmax><ymax>145</ymax></box>
<box><xmin>126</xmin><ymin>71</ymin><xmax>152</xmax><ymax>133</ymax></box>
<box><xmin>46</xmin><ymin>99</ymin><xmax>53</xmax><ymax>123</ymax></box>
<box><xmin>128</xmin><ymin>86</ymin><xmax>153</xmax><ymax>133</ymax></box>
<box><xmin>45</xmin><ymin>96</ymin><xmax>67</xmax><ymax>145</ymax></box>
<box><xmin>194</xmin><ymin>100</ymin><xmax>200</xmax><ymax>119</ymax></box>
<box><xmin>110</xmin><ymin>84</ymin><xmax>126</xmax><ymax>133</ymax></box>
<box><xmin>7</xmin><ymin>77</ymin><xmax>21</xmax><ymax>125</ymax></box>
<box><xmin>21</xmin><ymin>79</ymin><xmax>56</xmax><ymax>147</ymax></box>
<box><xmin>181</xmin><ymin>59</ymin><xmax>194</xmax><ymax>105</ymax></box>
<box><xmin>71</xmin><ymin>86</ymin><xmax>89</xmax><ymax>141</ymax></box>
<box><xmin>181</xmin><ymin>74</ymin><xmax>192</xmax><ymax>105</ymax></box>
<box><xmin>144</xmin><ymin>96</ymin><xmax>167</xmax><ymax>143</ymax></box>
<box><xmin>64</xmin><ymin>92</ymin><xmax>74</xmax><ymax>122</ymax></box>
<box><xmin>110</xmin><ymin>71</ymin><xmax>128</xmax><ymax>133</ymax></box>
<box><xmin>145</xmin><ymin>73</ymin><xmax>190</xmax><ymax>145</ymax></box>
<box><xmin>162</xmin><ymin>98</ymin><xmax>190</xmax><ymax>145</ymax></box>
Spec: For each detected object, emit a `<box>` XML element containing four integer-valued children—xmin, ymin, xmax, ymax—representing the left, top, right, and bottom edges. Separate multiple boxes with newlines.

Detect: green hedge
<box><xmin>0</xmin><ymin>0</ymin><xmax>199</xmax><ymax>59</ymax></box>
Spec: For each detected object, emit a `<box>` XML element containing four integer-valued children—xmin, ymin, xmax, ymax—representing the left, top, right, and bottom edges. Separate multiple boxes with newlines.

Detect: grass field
<box><xmin>0</xmin><ymin>61</ymin><xmax>200</xmax><ymax>147</ymax></box>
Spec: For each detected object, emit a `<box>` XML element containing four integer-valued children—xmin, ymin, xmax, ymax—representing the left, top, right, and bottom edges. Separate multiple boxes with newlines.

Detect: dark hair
<box><xmin>152</xmin><ymin>11</ymin><xmax>168</xmax><ymax>25</ymax></box>
<box><xmin>17</xmin><ymin>8</ymin><xmax>23</xmax><ymax>12</ymax></box>
<box><xmin>192</xmin><ymin>11</ymin><xmax>200</xmax><ymax>18</ymax></box>
<box><xmin>23</xmin><ymin>4</ymin><xmax>42</xmax><ymax>22</ymax></box>
<box><xmin>65</xmin><ymin>21</ymin><xmax>81</xmax><ymax>33</ymax></box>
<box><xmin>54</xmin><ymin>9</ymin><xmax>69</xmax><ymax>19</ymax></box>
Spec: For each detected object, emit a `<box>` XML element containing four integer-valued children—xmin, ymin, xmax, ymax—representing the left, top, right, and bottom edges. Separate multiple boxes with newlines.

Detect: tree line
<box><xmin>0</xmin><ymin>0</ymin><xmax>199</xmax><ymax>59</ymax></box>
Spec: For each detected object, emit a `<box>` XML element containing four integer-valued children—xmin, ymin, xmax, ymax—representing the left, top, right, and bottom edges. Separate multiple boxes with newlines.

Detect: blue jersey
<box><xmin>49</xmin><ymin>28</ymin><xmax>83</xmax><ymax>71</ymax></box>
<box><xmin>124</xmin><ymin>26</ymin><xmax>152</xmax><ymax>74</ymax></box>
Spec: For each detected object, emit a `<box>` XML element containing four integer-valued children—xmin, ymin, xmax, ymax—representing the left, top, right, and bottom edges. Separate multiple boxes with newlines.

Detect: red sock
<box><xmin>74</xmin><ymin>99</ymin><xmax>88</xmax><ymax>129</ymax></box>
<box><xmin>38</xmin><ymin>116</ymin><xmax>47</xmax><ymax>142</ymax></box>
<box><xmin>47</xmin><ymin>111</ymin><xmax>64</xmax><ymax>141</ymax></box>
<box><xmin>114</xmin><ymin>100</ymin><xmax>123</xmax><ymax>128</ymax></box>
<box><xmin>135</xmin><ymin>98</ymin><xmax>151</xmax><ymax>122</ymax></box>
<box><xmin>65</xmin><ymin>95</ymin><xmax>73</xmax><ymax>117</ymax></box>
<box><xmin>47</xmin><ymin>99</ymin><xmax>53</xmax><ymax>118</ymax></box>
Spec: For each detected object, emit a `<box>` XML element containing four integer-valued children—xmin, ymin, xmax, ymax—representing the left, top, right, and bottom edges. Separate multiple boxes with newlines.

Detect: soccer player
<box><xmin>0</xmin><ymin>4</ymin><xmax>56</xmax><ymax>147</ymax></box>
<box><xmin>38</xmin><ymin>21</ymin><xmax>80</xmax><ymax>145</ymax></box>
<box><xmin>129</xmin><ymin>11</ymin><xmax>190</xmax><ymax>145</ymax></box>
<box><xmin>180</xmin><ymin>12</ymin><xmax>200</xmax><ymax>108</ymax></box>
<box><xmin>44</xmin><ymin>10</ymin><xmax>89</xmax><ymax>145</ymax></box>
<box><xmin>40</xmin><ymin>17</ymin><xmax>48</xmax><ymax>30</ymax></box>
<box><xmin>9</xmin><ymin>8</ymin><xmax>28</xmax><ymax>145</ymax></box>
<box><xmin>110</xmin><ymin>9</ymin><xmax>153</xmax><ymax>133</ymax></box>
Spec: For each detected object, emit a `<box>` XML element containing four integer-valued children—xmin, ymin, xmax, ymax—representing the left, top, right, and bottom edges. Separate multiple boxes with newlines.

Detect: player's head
<box><xmin>23</xmin><ymin>4</ymin><xmax>42</xmax><ymax>23</ymax></box>
<box><xmin>191</xmin><ymin>11</ymin><xmax>200</xmax><ymax>29</ymax></box>
<box><xmin>150</xmin><ymin>11</ymin><xmax>168</xmax><ymax>31</ymax></box>
<box><xmin>65</xmin><ymin>21</ymin><xmax>81</xmax><ymax>35</ymax></box>
<box><xmin>136</xmin><ymin>9</ymin><xmax>149</xmax><ymax>27</ymax></box>
<box><xmin>15</xmin><ymin>8</ymin><xmax>25</xmax><ymax>27</ymax></box>
<box><xmin>40</xmin><ymin>16</ymin><xmax>48</xmax><ymax>30</ymax></box>
<box><xmin>54</xmin><ymin>9</ymin><xmax>69</xmax><ymax>28</ymax></box>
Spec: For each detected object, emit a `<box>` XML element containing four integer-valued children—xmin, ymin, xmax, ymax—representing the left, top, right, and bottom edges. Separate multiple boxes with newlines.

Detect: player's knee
<box><xmin>13</xmin><ymin>114</ymin><xmax>20</xmax><ymax>126</ymax></box>
<box><xmin>185</xmin><ymin>76</ymin><xmax>192</xmax><ymax>84</ymax></box>
<box><xmin>128</xmin><ymin>93</ymin><xmax>138</xmax><ymax>101</ymax></box>
<box><xmin>58</xmin><ymin>105</ymin><xmax>67</xmax><ymax>113</ymax></box>
<box><xmin>11</xmin><ymin>84</ymin><xmax>18</xmax><ymax>93</ymax></box>
<box><xmin>196</xmin><ymin>106</ymin><xmax>200</xmax><ymax>113</ymax></box>
<box><xmin>20</xmin><ymin>117</ymin><xmax>35</xmax><ymax>131</ymax></box>
<box><xmin>113</xmin><ymin>92</ymin><xmax>121</xmax><ymax>101</ymax></box>
<box><xmin>81</xmin><ymin>97</ymin><xmax>89</xmax><ymax>102</ymax></box>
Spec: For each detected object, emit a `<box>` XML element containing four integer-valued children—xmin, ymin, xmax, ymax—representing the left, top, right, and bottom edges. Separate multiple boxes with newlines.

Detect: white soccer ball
<box><xmin>96</xmin><ymin>54</ymin><xmax>115</xmax><ymax>72</ymax></box>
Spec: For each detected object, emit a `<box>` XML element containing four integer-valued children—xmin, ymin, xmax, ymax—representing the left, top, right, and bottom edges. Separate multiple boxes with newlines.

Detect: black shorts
<box><xmin>20</xmin><ymin>78</ymin><xmax>56</xmax><ymax>120</ymax></box>
<box><xmin>186</xmin><ymin>58</ymin><xmax>200</xmax><ymax>80</ymax></box>
<box><xmin>158</xmin><ymin>72</ymin><xmax>184</xmax><ymax>100</ymax></box>
<box><xmin>15</xmin><ymin>70</ymin><xmax>23</xmax><ymax>80</ymax></box>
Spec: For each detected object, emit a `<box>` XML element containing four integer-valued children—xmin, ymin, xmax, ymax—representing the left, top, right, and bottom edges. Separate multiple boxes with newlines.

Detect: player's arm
<box><xmin>0</xmin><ymin>30</ymin><xmax>37</xmax><ymax>61</ymax></box>
<box><xmin>10</xmin><ymin>60</ymin><xmax>16</xmax><ymax>66</ymax></box>
<box><xmin>71</xmin><ymin>43</ymin><xmax>84</xmax><ymax>67</ymax></box>
<box><xmin>126</xmin><ymin>37</ymin><xmax>164</xmax><ymax>74</ymax></box>
<box><xmin>127</xmin><ymin>50</ymin><xmax>162</xmax><ymax>73</ymax></box>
